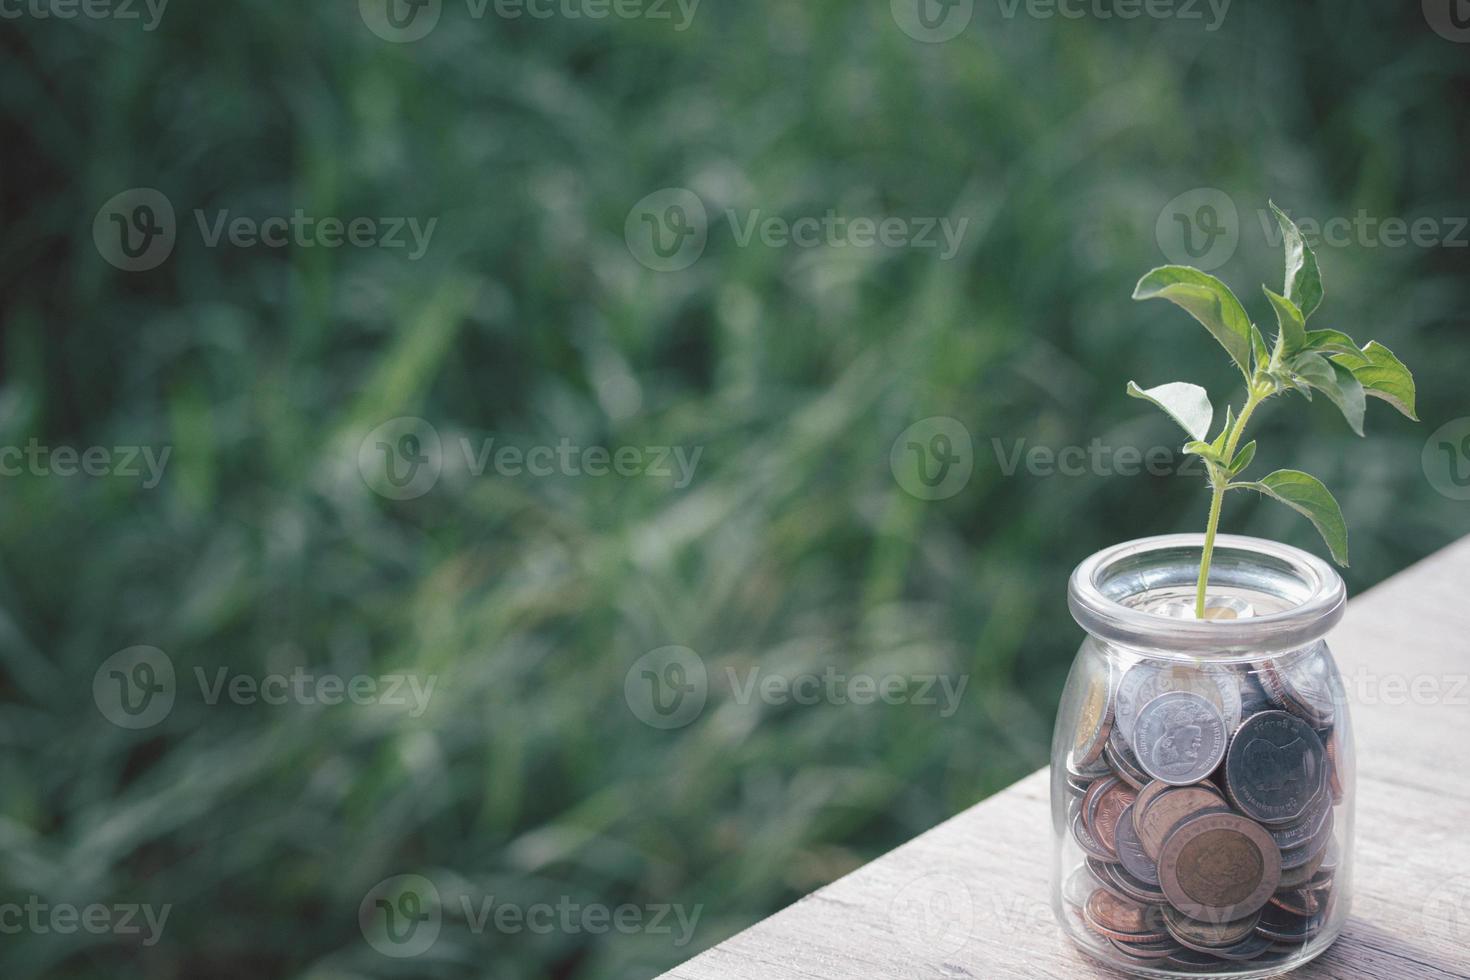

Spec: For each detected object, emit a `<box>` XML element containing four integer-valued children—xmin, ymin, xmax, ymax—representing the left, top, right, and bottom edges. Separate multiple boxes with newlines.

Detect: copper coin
<box><xmin>1084</xmin><ymin>889</ymin><xmax>1164</xmax><ymax>937</ymax></box>
<box><xmin>1136</xmin><ymin>785</ymin><xmax>1226</xmax><ymax>861</ymax></box>
<box><xmin>1225</xmin><ymin>711</ymin><xmax>1327</xmax><ymax>825</ymax></box>
<box><xmin>1110</xmin><ymin>937</ymin><xmax>1180</xmax><ymax>959</ymax></box>
<box><xmin>1092</xmin><ymin>782</ymin><xmax>1138</xmax><ymax>855</ymax></box>
<box><xmin>1158</xmin><ymin>811</ymin><xmax>1282</xmax><ymax>922</ymax></box>
<box><xmin>1081</xmin><ymin>775</ymin><xmax>1120</xmax><ymax>837</ymax></box>
<box><xmin>1270</xmin><ymin>889</ymin><xmax>1324</xmax><ymax>917</ymax></box>
<box><xmin>1162</xmin><ymin>905</ymin><xmax>1260</xmax><ymax>949</ymax></box>
<box><xmin>1072</xmin><ymin>810</ymin><xmax>1117</xmax><ymax>863</ymax></box>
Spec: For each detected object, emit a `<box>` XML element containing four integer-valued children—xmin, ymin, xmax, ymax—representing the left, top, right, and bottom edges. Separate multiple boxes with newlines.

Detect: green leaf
<box><xmin>1263</xmin><ymin>287</ymin><xmax>1307</xmax><ymax>357</ymax></box>
<box><xmin>1235</xmin><ymin>469</ymin><xmax>1349</xmax><ymax>566</ymax></box>
<box><xmin>1250</xmin><ymin>324</ymin><xmax>1272</xmax><ymax>377</ymax></box>
<box><xmin>1330</xmin><ymin>341</ymin><xmax>1418</xmax><ymax>421</ymax></box>
<box><xmin>1291</xmin><ymin>353</ymin><xmax>1366</xmax><ymax>436</ymax></box>
<box><xmin>1270</xmin><ymin>202</ymin><xmax>1324</xmax><ymax>320</ymax></box>
<box><xmin>1210</xmin><ymin>405</ymin><xmax>1235</xmax><ymax>455</ymax></box>
<box><xmin>1229</xmin><ymin>440</ymin><xmax>1257</xmax><ymax>475</ymax></box>
<box><xmin>1127</xmin><ymin>381</ymin><xmax>1214</xmax><ymax>442</ymax></box>
<box><xmin>1133</xmin><ymin>267</ymin><xmax>1254</xmax><ymax>379</ymax></box>
<box><xmin>1185</xmin><ymin>440</ymin><xmax>1228</xmax><ymax>468</ymax></box>
<box><xmin>1303</xmin><ymin>328</ymin><xmax>1359</xmax><ymax>355</ymax></box>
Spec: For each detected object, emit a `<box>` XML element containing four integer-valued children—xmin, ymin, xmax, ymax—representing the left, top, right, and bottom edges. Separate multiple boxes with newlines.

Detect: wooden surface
<box><xmin>659</xmin><ymin>536</ymin><xmax>1470</xmax><ymax>979</ymax></box>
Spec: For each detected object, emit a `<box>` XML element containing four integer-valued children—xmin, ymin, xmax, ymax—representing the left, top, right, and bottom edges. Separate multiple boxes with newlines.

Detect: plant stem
<box><xmin>1195</xmin><ymin>389</ymin><xmax>1266</xmax><ymax>619</ymax></box>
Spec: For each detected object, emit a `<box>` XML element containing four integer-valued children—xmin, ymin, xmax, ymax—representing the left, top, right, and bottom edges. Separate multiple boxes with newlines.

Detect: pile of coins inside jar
<box><xmin>1062</xmin><ymin>645</ymin><xmax>1344</xmax><ymax>971</ymax></box>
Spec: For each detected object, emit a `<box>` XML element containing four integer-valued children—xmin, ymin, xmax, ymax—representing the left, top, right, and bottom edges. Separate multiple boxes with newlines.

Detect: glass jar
<box><xmin>1051</xmin><ymin>534</ymin><xmax>1353</xmax><ymax>978</ymax></box>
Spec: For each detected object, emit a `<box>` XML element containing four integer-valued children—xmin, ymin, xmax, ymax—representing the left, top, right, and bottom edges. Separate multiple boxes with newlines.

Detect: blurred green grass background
<box><xmin>1</xmin><ymin>1</ymin><xmax>1467</xmax><ymax>977</ymax></box>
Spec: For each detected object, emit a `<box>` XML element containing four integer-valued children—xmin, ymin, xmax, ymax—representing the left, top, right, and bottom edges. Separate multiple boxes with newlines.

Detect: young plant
<box><xmin>1129</xmin><ymin>202</ymin><xmax>1418</xmax><ymax>619</ymax></box>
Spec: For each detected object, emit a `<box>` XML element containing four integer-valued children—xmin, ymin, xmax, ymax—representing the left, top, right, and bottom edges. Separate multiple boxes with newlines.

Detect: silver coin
<box><xmin>1225</xmin><ymin>711</ymin><xmax>1327</xmax><ymax>825</ymax></box>
<box><xmin>1132</xmin><ymin>692</ymin><xmax>1228</xmax><ymax>786</ymax></box>
<box><xmin>1113</xmin><ymin>803</ymin><xmax>1160</xmax><ymax>887</ymax></box>
<box><xmin>1260</xmin><ymin>645</ymin><xmax>1337</xmax><ymax>730</ymax></box>
<box><xmin>1115</xmin><ymin>663</ymin><xmax>1243</xmax><ymax>744</ymax></box>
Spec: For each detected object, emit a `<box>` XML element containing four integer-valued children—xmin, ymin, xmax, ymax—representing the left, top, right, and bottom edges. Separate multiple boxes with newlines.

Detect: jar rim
<box><xmin>1068</xmin><ymin>533</ymin><xmax>1346</xmax><ymax>656</ymax></box>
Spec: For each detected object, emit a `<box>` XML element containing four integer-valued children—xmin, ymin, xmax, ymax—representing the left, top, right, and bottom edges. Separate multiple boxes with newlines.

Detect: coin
<box><xmin>1277</xmin><ymin>844</ymin><xmax>1330</xmax><ymax>890</ymax></box>
<box><xmin>1208</xmin><ymin>933</ymin><xmax>1277</xmax><ymax>961</ymax></box>
<box><xmin>1225</xmin><ymin>711</ymin><xmax>1327</xmax><ymax>824</ymax></box>
<box><xmin>1255</xmin><ymin>906</ymin><xmax>1322</xmax><ymax>944</ymax></box>
<box><xmin>1132</xmin><ymin>692</ymin><xmax>1228</xmax><ymax>786</ymax></box>
<box><xmin>1071</xmin><ymin>656</ymin><xmax>1115</xmax><ymax>770</ymax></box>
<box><xmin>1066</xmin><ymin>773</ymin><xmax>1095</xmax><ymax>797</ymax></box>
<box><xmin>1158</xmin><ymin>811</ymin><xmax>1281</xmax><ymax>922</ymax></box>
<box><xmin>1093</xmin><ymin>782</ymin><xmax>1138</xmax><ymax>855</ymax></box>
<box><xmin>1270</xmin><ymin>889</ymin><xmax>1323</xmax><ymax>917</ymax></box>
<box><xmin>1110</xmin><ymin>937</ymin><xmax>1179</xmax><ymax>959</ymax></box>
<box><xmin>1325</xmin><ymin>728</ymin><xmax>1346</xmax><ymax>803</ymax></box>
<box><xmin>1072</xmin><ymin>810</ymin><xmax>1117</xmax><ymax>863</ymax></box>
<box><xmin>1279</xmin><ymin>813</ymin><xmax>1333</xmax><ymax>871</ymax></box>
<box><xmin>1104</xmin><ymin>729</ymin><xmax>1150</xmax><ymax>790</ymax></box>
<box><xmin>1236</xmin><ymin>666</ymin><xmax>1275</xmax><ymax>715</ymax></box>
<box><xmin>1162</xmin><ymin>905</ymin><xmax>1260</xmax><ymax>948</ymax></box>
<box><xmin>1099</xmin><ymin>859</ymin><xmax>1169</xmax><ymax>905</ymax></box>
<box><xmin>1268</xmin><ymin>790</ymin><xmax>1332</xmax><ymax>851</ymax></box>
<box><xmin>1260</xmin><ymin>647</ymin><xmax>1336</xmax><ymax>729</ymax></box>
<box><xmin>1081</xmin><ymin>776</ymin><xmax>1121</xmax><ymax>838</ymax></box>
<box><xmin>1136</xmin><ymin>785</ymin><xmax>1227</xmax><ymax>861</ymax></box>
<box><xmin>1114</xmin><ymin>804</ymin><xmax>1160</xmax><ymax>887</ymax></box>
<box><xmin>1063</xmin><ymin>865</ymin><xmax>1098</xmax><ymax>908</ymax></box>
<box><xmin>1084</xmin><ymin>889</ymin><xmax>1165</xmax><ymax>938</ymax></box>
<box><xmin>1115</xmin><ymin>663</ymin><xmax>1243</xmax><ymax>743</ymax></box>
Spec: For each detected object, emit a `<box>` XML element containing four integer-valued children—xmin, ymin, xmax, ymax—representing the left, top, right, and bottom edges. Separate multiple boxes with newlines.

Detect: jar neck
<box><xmin>1068</xmin><ymin>534</ymin><xmax>1345</xmax><ymax>660</ymax></box>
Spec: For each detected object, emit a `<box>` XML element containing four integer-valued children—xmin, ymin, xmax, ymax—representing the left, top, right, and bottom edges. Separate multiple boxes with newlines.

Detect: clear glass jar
<box><xmin>1051</xmin><ymin>534</ymin><xmax>1353</xmax><ymax>978</ymax></box>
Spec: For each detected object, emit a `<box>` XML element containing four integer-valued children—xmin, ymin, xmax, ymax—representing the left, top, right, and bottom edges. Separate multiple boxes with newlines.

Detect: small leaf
<box><xmin>1127</xmin><ymin>381</ymin><xmax>1214</xmax><ymax>442</ymax></box>
<box><xmin>1134</xmin><ymin>267</ymin><xmax>1254</xmax><ymax>379</ymax></box>
<box><xmin>1270</xmin><ymin>202</ymin><xmax>1324</xmax><ymax>320</ymax></box>
<box><xmin>1211</xmin><ymin>405</ymin><xmax>1235</xmax><ymax>455</ymax></box>
<box><xmin>1263</xmin><ymin>287</ymin><xmax>1307</xmax><ymax>357</ymax></box>
<box><xmin>1185</xmin><ymin>440</ymin><xmax>1229</xmax><ymax>468</ymax></box>
<box><xmin>1230</xmin><ymin>440</ymin><xmax>1257</xmax><ymax>475</ymax></box>
<box><xmin>1250</xmin><ymin>324</ymin><xmax>1273</xmax><ymax>377</ymax></box>
<box><xmin>1236</xmin><ymin>469</ymin><xmax>1349</xmax><ymax>566</ymax></box>
<box><xmin>1292</xmin><ymin>353</ymin><xmax>1366</xmax><ymax>436</ymax></box>
<box><xmin>1330</xmin><ymin>340</ymin><xmax>1418</xmax><ymax>421</ymax></box>
<box><xmin>1303</xmin><ymin>328</ymin><xmax>1359</xmax><ymax>355</ymax></box>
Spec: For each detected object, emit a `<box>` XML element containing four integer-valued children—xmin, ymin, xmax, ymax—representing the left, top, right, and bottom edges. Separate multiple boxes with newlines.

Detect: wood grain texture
<box><xmin>659</xmin><ymin>536</ymin><xmax>1470</xmax><ymax>979</ymax></box>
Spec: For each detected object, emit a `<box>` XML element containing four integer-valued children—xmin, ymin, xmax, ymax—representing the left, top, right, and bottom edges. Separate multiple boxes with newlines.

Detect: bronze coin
<box><xmin>1162</xmin><ymin>905</ymin><xmax>1260</xmax><ymax>949</ymax></box>
<box><xmin>1081</xmin><ymin>775</ymin><xmax>1120</xmax><ymax>837</ymax></box>
<box><xmin>1072</xmin><ymin>811</ymin><xmax>1117</xmax><ymax>863</ymax></box>
<box><xmin>1092</xmin><ymin>781</ymin><xmax>1138</xmax><ymax>855</ymax></box>
<box><xmin>1084</xmin><ymin>889</ymin><xmax>1164</xmax><ymax>937</ymax></box>
<box><xmin>1158</xmin><ymin>811</ymin><xmax>1282</xmax><ymax>922</ymax></box>
<box><xmin>1270</xmin><ymin>889</ymin><xmax>1324</xmax><ymax>918</ymax></box>
<box><xmin>1136</xmin><ymin>785</ymin><xmax>1226</xmax><ymax>861</ymax></box>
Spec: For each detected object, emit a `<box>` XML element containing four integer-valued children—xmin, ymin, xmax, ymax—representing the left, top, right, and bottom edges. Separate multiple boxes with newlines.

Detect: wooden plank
<box><xmin>659</xmin><ymin>536</ymin><xmax>1470</xmax><ymax>980</ymax></box>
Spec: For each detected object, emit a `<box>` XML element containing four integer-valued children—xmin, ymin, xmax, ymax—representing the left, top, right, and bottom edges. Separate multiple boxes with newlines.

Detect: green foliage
<box><xmin>1132</xmin><ymin>203</ymin><xmax>1418</xmax><ymax>604</ymax></box>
